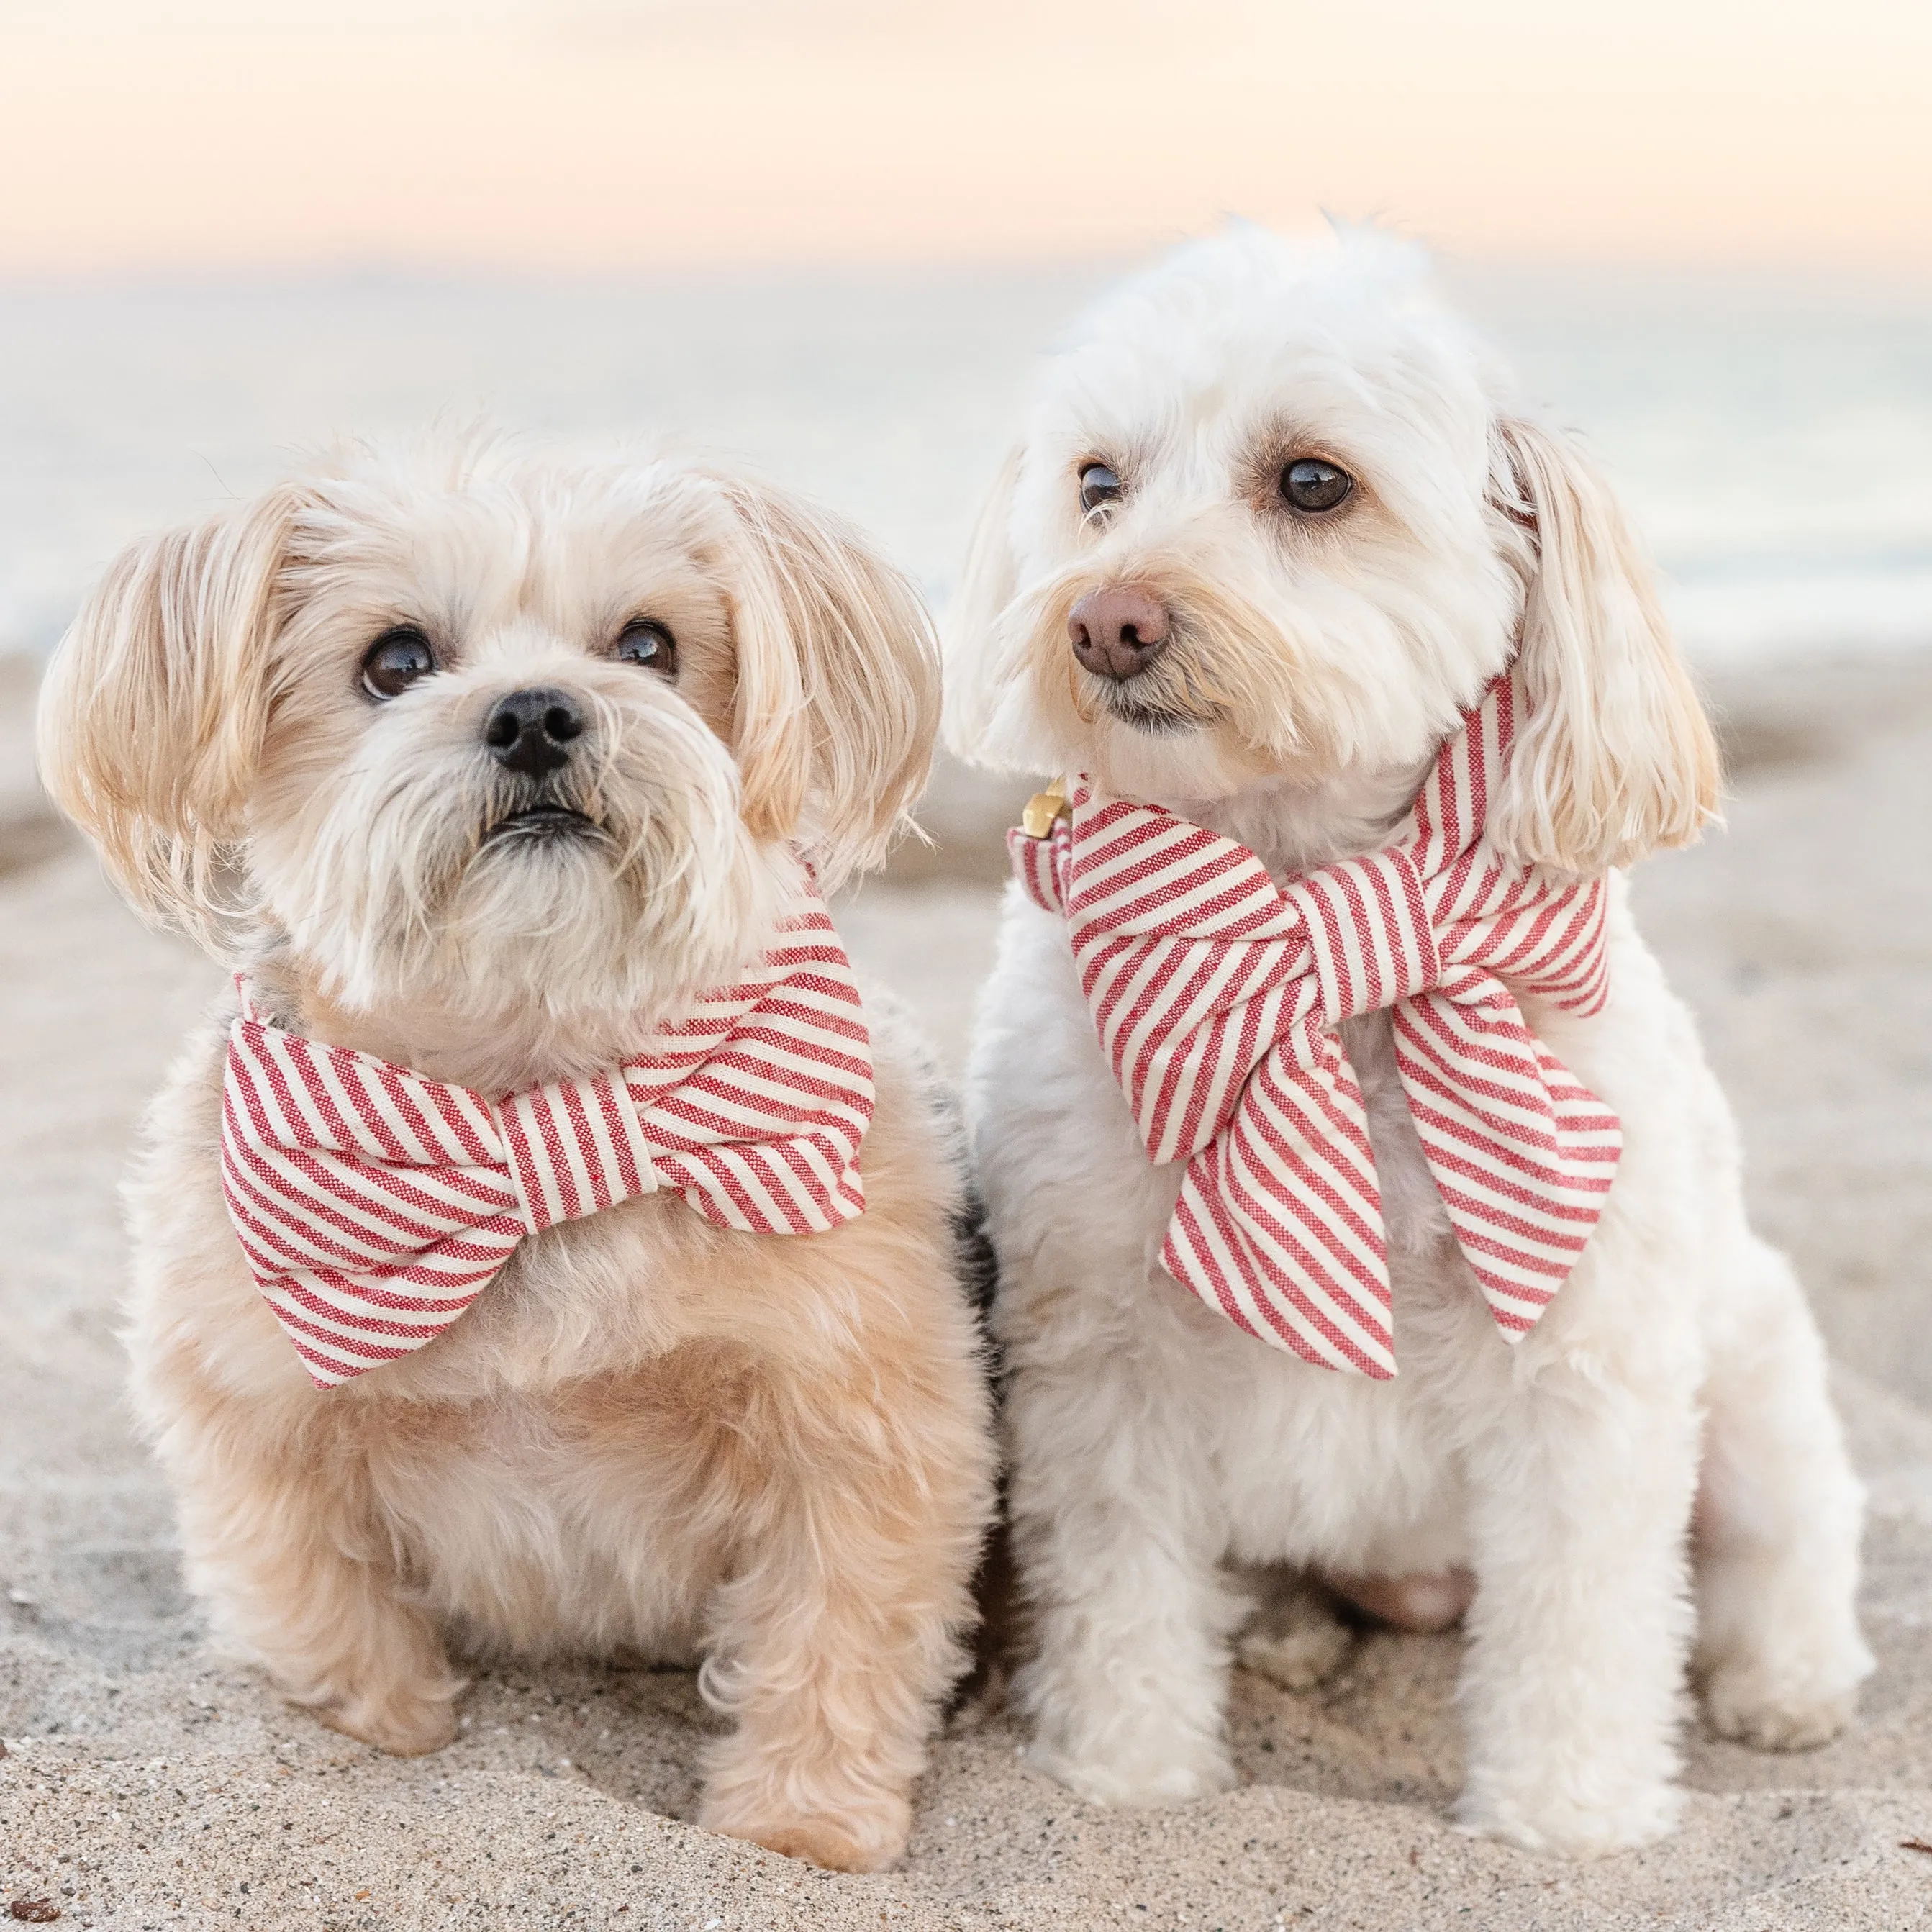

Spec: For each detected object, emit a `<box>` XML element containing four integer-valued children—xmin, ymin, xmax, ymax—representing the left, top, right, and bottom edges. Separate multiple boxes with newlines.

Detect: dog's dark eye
<box><xmin>1281</xmin><ymin>458</ymin><xmax>1353</xmax><ymax>514</ymax></box>
<box><xmin>360</xmin><ymin>627</ymin><xmax>437</xmax><ymax>700</ymax></box>
<box><xmin>1079</xmin><ymin>463</ymin><xmax>1123</xmax><ymax>516</ymax></box>
<box><xmin>615</xmin><ymin>620</ymin><xmax>678</xmax><ymax>677</ymax></box>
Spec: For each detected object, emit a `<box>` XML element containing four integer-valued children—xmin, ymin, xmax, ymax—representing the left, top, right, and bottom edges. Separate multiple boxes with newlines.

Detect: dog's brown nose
<box><xmin>1068</xmin><ymin>586</ymin><xmax>1171</xmax><ymax>681</ymax></box>
<box><xmin>484</xmin><ymin>687</ymin><xmax>584</xmax><ymax>778</ymax></box>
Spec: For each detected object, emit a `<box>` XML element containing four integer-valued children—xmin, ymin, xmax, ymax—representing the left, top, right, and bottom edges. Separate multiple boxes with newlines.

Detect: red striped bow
<box><xmin>220</xmin><ymin>892</ymin><xmax>874</xmax><ymax>1387</ymax></box>
<box><xmin>1010</xmin><ymin>671</ymin><xmax>1620</xmax><ymax>1378</ymax></box>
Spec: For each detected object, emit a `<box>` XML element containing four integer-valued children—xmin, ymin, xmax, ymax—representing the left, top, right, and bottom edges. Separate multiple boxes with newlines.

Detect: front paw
<box><xmin>1452</xmin><ymin>1779</ymin><xmax>1682</xmax><ymax>1859</ymax></box>
<box><xmin>701</xmin><ymin>1794</ymin><xmax>910</xmax><ymax>1873</ymax></box>
<box><xmin>1703</xmin><ymin>1661</ymin><xmax>1859</xmax><ymax>1752</ymax></box>
<box><xmin>312</xmin><ymin>1680</ymin><xmax>463</xmax><ymax>1757</ymax></box>
<box><xmin>1025</xmin><ymin>1733</ymin><xmax>1234</xmax><ymax>1808</ymax></box>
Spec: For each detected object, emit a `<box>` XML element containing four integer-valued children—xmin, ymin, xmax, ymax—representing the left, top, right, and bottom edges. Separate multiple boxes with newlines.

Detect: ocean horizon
<box><xmin>4</xmin><ymin>259</ymin><xmax>1928</xmax><ymax>668</ymax></box>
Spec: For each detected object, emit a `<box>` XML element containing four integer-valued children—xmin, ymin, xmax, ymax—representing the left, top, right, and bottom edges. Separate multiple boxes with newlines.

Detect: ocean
<box><xmin>2</xmin><ymin>263</ymin><xmax>1928</xmax><ymax>666</ymax></box>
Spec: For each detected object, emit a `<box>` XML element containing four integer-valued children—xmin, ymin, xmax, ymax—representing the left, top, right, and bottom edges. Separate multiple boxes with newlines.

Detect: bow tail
<box><xmin>1161</xmin><ymin>1026</ymin><xmax>1397</xmax><ymax>1377</ymax></box>
<box><xmin>1391</xmin><ymin>987</ymin><xmax>1623</xmax><ymax>1343</ymax></box>
<box><xmin>251</xmin><ymin>1258</ymin><xmax>510</xmax><ymax>1389</ymax></box>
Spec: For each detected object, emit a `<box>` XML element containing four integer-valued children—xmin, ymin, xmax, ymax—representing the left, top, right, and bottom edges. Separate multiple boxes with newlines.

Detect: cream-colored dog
<box><xmin>37</xmin><ymin>434</ymin><xmax>994</xmax><ymax>1873</ymax></box>
<box><xmin>945</xmin><ymin>227</ymin><xmax>1871</xmax><ymax>1856</ymax></box>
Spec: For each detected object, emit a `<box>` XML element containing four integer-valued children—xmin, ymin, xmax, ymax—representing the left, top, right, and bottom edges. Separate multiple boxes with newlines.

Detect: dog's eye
<box><xmin>615</xmin><ymin>620</ymin><xmax>678</xmax><ymax>677</ymax></box>
<box><xmin>1281</xmin><ymin>458</ymin><xmax>1353</xmax><ymax>514</ymax></box>
<box><xmin>360</xmin><ymin>627</ymin><xmax>437</xmax><ymax>700</ymax></box>
<box><xmin>1078</xmin><ymin>463</ymin><xmax>1123</xmax><ymax>516</ymax></box>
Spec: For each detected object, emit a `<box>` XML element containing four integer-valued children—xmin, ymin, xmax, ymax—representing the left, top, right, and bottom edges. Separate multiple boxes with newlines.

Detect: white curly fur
<box><xmin>946</xmin><ymin>225</ymin><xmax>1871</xmax><ymax>1857</ymax></box>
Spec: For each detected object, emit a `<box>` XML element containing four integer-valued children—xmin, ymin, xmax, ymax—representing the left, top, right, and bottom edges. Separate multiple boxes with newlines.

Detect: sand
<box><xmin>5</xmin><ymin>657</ymin><xmax>1932</xmax><ymax>1931</ymax></box>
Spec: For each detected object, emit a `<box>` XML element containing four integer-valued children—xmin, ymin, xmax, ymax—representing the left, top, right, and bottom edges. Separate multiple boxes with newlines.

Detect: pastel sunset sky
<box><xmin>4</xmin><ymin>0</ymin><xmax>1928</xmax><ymax>275</ymax></box>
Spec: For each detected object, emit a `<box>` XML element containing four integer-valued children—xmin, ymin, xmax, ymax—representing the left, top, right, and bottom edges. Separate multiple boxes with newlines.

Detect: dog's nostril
<box><xmin>484</xmin><ymin>686</ymin><xmax>585</xmax><ymax>777</ymax></box>
<box><xmin>1067</xmin><ymin>587</ymin><xmax>1172</xmax><ymax>681</ymax></box>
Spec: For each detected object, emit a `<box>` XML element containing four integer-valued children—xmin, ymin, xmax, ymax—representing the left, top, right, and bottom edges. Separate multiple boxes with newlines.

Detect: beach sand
<box><xmin>4</xmin><ymin>657</ymin><xmax>1932</xmax><ymax>1931</ymax></box>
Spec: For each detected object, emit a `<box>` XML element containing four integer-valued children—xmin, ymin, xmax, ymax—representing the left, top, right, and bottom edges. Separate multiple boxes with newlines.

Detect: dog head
<box><xmin>945</xmin><ymin>225</ymin><xmax>1716</xmax><ymax>871</ymax></box>
<box><xmin>38</xmin><ymin>434</ymin><xmax>936</xmax><ymax>1028</ymax></box>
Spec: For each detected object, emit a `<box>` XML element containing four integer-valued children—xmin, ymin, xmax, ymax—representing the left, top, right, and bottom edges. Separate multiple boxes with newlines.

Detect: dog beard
<box><xmin>256</xmin><ymin>686</ymin><xmax>773</xmax><ymax>1025</ymax></box>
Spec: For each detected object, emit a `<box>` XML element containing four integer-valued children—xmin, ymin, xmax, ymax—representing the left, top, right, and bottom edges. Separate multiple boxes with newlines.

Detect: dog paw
<box><xmin>314</xmin><ymin>1682</ymin><xmax>462</xmax><ymax>1757</ymax></box>
<box><xmin>1703</xmin><ymin>1665</ymin><xmax>1858</xmax><ymax>1753</ymax></box>
<box><xmin>1238</xmin><ymin>1608</ymin><xmax>1356</xmax><ymax>1692</ymax></box>
<box><xmin>1451</xmin><ymin>1781</ymin><xmax>1682</xmax><ymax>1859</ymax></box>
<box><xmin>701</xmin><ymin>1796</ymin><xmax>910</xmax><ymax>1872</ymax></box>
<box><xmin>1025</xmin><ymin>1736</ymin><xmax>1235</xmax><ymax>1808</ymax></box>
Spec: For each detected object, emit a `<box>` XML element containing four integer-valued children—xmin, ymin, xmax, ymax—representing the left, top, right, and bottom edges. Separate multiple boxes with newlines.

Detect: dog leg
<box><xmin>1006</xmin><ymin>1348</ymin><xmax>1241</xmax><ymax>1805</ymax></box>
<box><xmin>1452</xmin><ymin>1358</ymin><xmax>1700</xmax><ymax>1856</ymax></box>
<box><xmin>174</xmin><ymin>1425</ymin><xmax>464</xmax><ymax>1756</ymax></box>
<box><xmin>1693</xmin><ymin>1239</ymin><xmax>1872</xmax><ymax>1750</ymax></box>
<box><xmin>694</xmin><ymin>1384</ymin><xmax>985</xmax><ymax>1873</ymax></box>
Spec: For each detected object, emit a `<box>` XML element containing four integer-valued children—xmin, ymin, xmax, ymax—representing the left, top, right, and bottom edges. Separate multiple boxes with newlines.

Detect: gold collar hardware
<box><xmin>1021</xmin><ymin>777</ymin><xmax>1072</xmax><ymax>840</ymax></box>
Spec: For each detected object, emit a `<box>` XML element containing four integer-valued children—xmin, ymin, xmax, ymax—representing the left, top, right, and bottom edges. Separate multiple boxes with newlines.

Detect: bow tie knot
<box><xmin>1281</xmin><ymin>848</ymin><xmax>1441</xmax><ymax>1026</ymax></box>
<box><xmin>491</xmin><ymin>1071</ymin><xmax>661</xmax><ymax>1234</ymax></box>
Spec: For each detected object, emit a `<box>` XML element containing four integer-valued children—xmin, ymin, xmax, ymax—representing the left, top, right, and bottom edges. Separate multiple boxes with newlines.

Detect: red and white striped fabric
<box><xmin>1010</xmin><ymin>669</ymin><xmax>1620</xmax><ymax>1378</ymax></box>
<box><xmin>219</xmin><ymin>892</ymin><xmax>874</xmax><ymax>1388</ymax></box>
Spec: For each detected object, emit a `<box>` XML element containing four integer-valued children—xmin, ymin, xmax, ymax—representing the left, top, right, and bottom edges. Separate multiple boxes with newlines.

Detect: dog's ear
<box><xmin>1485</xmin><ymin>417</ymin><xmax>1719</xmax><ymax>874</ymax></box>
<box><xmin>940</xmin><ymin>445</ymin><xmax>1025</xmax><ymax>769</ymax></box>
<box><xmin>36</xmin><ymin>484</ymin><xmax>305</xmax><ymax>934</ymax></box>
<box><xmin>716</xmin><ymin>474</ymin><xmax>939</xmax><ymax>888</ymax></box>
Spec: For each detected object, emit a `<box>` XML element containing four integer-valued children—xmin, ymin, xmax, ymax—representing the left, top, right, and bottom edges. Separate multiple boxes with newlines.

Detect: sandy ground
<box><xmin>4</xmin><ymin>658</ymin><xmax>1932</xmax><ymax>1930</ymax></box>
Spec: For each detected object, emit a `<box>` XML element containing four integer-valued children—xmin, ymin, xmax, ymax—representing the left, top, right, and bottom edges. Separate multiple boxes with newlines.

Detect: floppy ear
<box><xmin>35</xmin><ymin>484</ymin><xmax>304</xmax><ymax>935</ymax></box>
<box><xmin>1485</xmin><ymin>417</ymin><xmax>1720</xmax><ymax>874</ymax></box>
<box><xmin>715</xmin><ymin>474</ymin><xmax>940</xmax><ymax>888</ymax></box>
<box><xmin>940</xmin><ymin>445</ymin><xmax>1025</xmax><ymax>768</ymax></box>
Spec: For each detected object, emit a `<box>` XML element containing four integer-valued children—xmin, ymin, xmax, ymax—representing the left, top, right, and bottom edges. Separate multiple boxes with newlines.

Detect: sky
<box><xmin>3</xmin><ymin>0</ymin><xmax>1929</xmax><ymax>276</ymax></box>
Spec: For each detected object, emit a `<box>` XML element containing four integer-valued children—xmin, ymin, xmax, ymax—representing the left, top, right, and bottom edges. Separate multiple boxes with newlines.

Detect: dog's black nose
<box><xmin>1069</xmin><ymin>586</ymin><xmax>1171</xmax><ymax>681</ymax></box>
<box><xmin>483</xmin><ymin>688</ymin><xmax>584</xmax><ymax>778</ymax></box>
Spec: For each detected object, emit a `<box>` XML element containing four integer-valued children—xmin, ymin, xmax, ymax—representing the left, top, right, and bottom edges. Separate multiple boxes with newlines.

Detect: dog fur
<box><xmin>945</xmin><ymin>226</ymin><xmax>1872</xmax><ymax>1856</ymax></box>
<box><xmin>37</xmin><ymin>433</ymin><xmax>996</xmax><ymax>1873</ymax></box>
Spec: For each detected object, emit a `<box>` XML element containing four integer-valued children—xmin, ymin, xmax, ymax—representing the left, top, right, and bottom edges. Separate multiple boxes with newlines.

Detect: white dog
<box><xmin>37</xmin><ymin>433</ymin><xmax>994</xmax><ymax>1872</ymax></box>
<box><xmin>945</xmin><ymin>227</ymin><xmax>1871</xmax><ymax>1856</ymax></box>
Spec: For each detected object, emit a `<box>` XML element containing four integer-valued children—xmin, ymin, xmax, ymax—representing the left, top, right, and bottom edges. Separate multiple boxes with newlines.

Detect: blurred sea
<box><xmin>1</xmin><ymin>263</ymin><xmax>1928</xmax><ymax>665</ymax></box>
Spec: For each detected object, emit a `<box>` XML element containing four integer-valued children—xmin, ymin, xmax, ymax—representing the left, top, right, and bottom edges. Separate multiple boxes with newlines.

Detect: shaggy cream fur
<box><xmin>36</xmin><ymin>433</ymin><xmax>996</xmax><ymax>1873</ymax></box>
<box><xmin>945</xmin><ymin>226</ymin><xmax>1870</xmax><ymax>1857</ymax></box>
